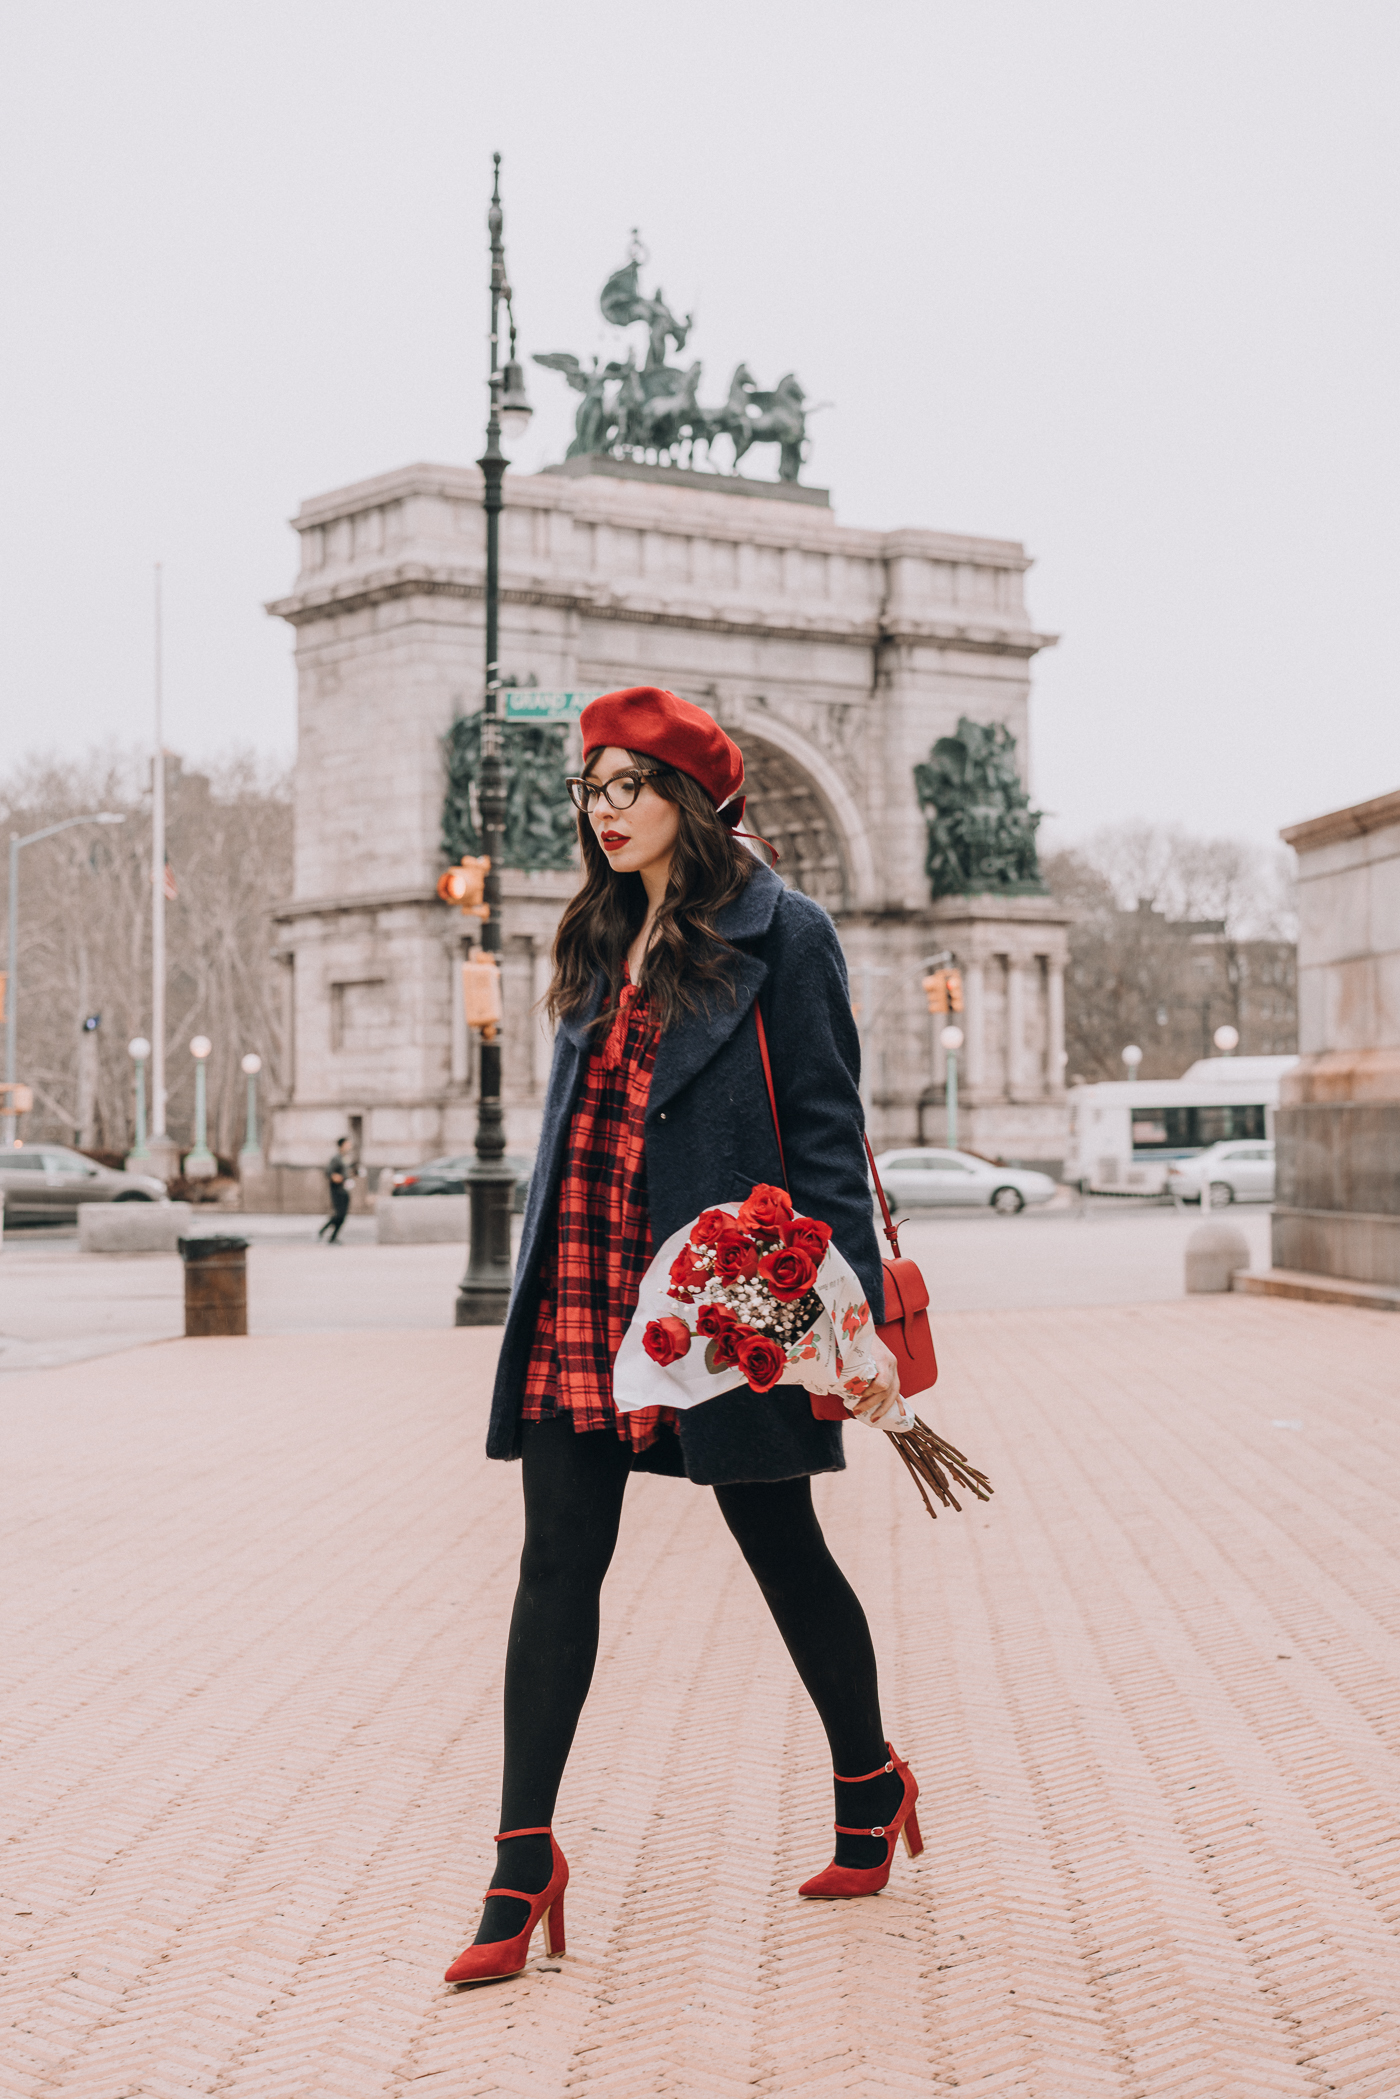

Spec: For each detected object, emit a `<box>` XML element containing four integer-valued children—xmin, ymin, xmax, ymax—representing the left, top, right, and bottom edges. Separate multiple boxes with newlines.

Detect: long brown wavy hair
<box><xmin>546</xmin><ymin>751</ymin><xmax>757</xmax><ymax>1035</ymax></box>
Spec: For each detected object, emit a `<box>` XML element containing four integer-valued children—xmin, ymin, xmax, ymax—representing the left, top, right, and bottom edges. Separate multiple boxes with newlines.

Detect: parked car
<box><xmin>387</xmin><ymin>1152</ymin><xmax>534</xmax><ymax>1215</ymax></box>
<box><xmin>0</xmin><ymin>1144</ymin><xmax>166</xmax><ymax>1224</ymax></box>
<box><xmin>870</xmin><ymin>1147</ymin><xmax>1058</xmax><ymax>1215</ymax></box>
<box><xmin>1166</xmin><ymin>1141</ymin><xmax>1275</xmax><ymax>1206</ymax></box>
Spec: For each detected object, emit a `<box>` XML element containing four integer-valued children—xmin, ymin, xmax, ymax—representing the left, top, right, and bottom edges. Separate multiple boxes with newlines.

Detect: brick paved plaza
<box><xmin>3</xmin><ymin>1297</ymin><xmax>1398</xmax><ymax>2096</ymax></box>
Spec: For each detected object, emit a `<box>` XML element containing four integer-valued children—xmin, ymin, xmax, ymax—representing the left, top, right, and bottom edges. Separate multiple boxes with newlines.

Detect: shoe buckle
<box><xmin>884</xmin><ymin>1761</ymin><xmax>894</xmax><ymax>1773</ymax></box>
<box><xmin>870</xmin><ymin>1825</ymin><xmax>886</xmax><ymax>1837</ymax></box>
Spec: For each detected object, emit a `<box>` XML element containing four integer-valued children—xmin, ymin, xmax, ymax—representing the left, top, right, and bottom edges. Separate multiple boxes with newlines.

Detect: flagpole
<box><xmin>151</xmin><ymin>564</ymin><xmax>168</xmax><ymax>1157</ymax></box>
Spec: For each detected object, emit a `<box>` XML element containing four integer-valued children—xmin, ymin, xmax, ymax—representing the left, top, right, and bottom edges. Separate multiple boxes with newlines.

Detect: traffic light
<box><xmin>922</xmin><ymin>970</ymin><xmax>948</xmax><ymax>1015</ymax></box>
<box><xmin>437</xmin><ymin>855</ymin><xmax>491</xmax><ymax>920</ymax></box>
<box><xmin>946</xmin><ymin>970</ymin><xmax>964</xmax><ymax>1012</ymax></box>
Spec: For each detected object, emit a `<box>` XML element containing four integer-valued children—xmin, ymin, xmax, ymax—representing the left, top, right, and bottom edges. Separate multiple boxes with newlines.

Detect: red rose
<box><xmin>758</xmin><ymin>1242</ymin><xmax>818</xmax><ymax>1302</ymax></box>
<box><xmin>736</xmin><ymin>1329</ymin><xmax>787</xmax><ymax>1392</ymax></box>
<box><xmin>712</xmin><ymin>1229</ymin><xmax>759</xmax><ymax>1283</ymax></box>
<box><xmin>697</xmin><ymin>1303</ymin><xmax>740</xmax><ymax>1336</ymax></box>
<box><xmin>643</xmin><ymin>1316</ymin><xmax>692</xmax><ymax>1366</ymax></box>
<box><xmin>736</xmin><ymin>1184</ymin><xmax>794</xmax><ymax>1236</ymax></box>
<box><xmin>690</xmin><ymin>1208</ymin><xmax>733</xmax><ymax>1247</ymax></box>
<box><xmin>784</xmin><ymin>1215</ymin><xmax>832</xmax><ymax>1265</ymax></box>
<box><xmin>703</xmin><ymin>1314</ymin><xmax>753</xmax><ymax>1370</ymax></box>
<box><xmin>668</xmin><ymin>1244</ymin><xmax>709</xmax><ymax>1300</ymax></box>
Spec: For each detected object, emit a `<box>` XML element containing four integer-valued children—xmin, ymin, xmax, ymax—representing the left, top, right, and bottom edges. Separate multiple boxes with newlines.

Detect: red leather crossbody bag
<box><xmin>753</xmin><ymin>1007</ymin><xmax>938</xmax><ymax>1421</ymax></box>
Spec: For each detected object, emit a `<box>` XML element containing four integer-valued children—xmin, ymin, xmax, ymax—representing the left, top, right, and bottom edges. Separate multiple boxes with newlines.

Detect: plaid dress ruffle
<box><xmin>521</xmin><ymin>974</ymin><xmax>679</xmax><ymax>1455</ymax></box>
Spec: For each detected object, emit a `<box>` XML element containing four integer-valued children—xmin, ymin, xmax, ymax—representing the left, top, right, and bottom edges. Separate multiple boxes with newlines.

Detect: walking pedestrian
<box><xmin>317</xmin><ymin>1137</ymin><xmax>353</xmax><ymax>1244</ymax></box>
<box><xmin>446</xmin><ymin>687</ymin><xmax>920</xmax><ymax>1986</ymax></box>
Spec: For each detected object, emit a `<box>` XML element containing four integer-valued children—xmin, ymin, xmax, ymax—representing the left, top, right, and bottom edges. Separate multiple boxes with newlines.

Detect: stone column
<box><xmin>1047</xmin><ymin>961</ymin><xmax>1066</xmax><ymax>1097</ymax></box>
<box><xmin>449</xmin><ymin>943</ymin><xmax>469</xmax><ymax>1087</ymax></box>
<box><xmin>962</xmin><ymin>960</ymin><xmax>986</xmax><ymax>1095</ymax></box>
<box><xmin>1006</xmin><ymin>960</ymin><xmax>1028</xmax><ymax>1100</ymax></box>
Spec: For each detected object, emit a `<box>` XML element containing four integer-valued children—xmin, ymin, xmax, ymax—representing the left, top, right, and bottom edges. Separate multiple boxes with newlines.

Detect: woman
<box><xmin>446</xmin><ymin>686</ymin><xmax>923</xmax><ymax>1986</ymax></box>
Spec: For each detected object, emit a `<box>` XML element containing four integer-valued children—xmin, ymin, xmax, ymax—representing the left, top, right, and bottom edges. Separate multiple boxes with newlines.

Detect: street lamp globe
<box><xmin>190</xmin><ymin>1036</ymin><xmax>212</xmax><ymax>1060</ymax></box>
<box><xmin>499</xmin><ymin>360</ymin><xmax>533</xmax><ymax>438</ymax></box>
<box><xmin>128</xmin><ymin>1036</ymin><xmax>151</xmax><ymax>1061</ymax></box>
<box><xmin>940</xmin><ymin>1025</ymin><xmax>964</xmax><ymax>1050</ymax></box>
<box><xmin>1213</xmin><ymin>1025</ymin><xmax>1240</xmax><ymax>1052</ymax></box>
<box><xmin>241</xmin><ymin>1052</ymin><xmax>262</xmax><ymax>1076</ymax></box>
<box><xmin>1121</xmin><ymin>1044</ymin><xmax>1143</xmax><ymax>1073</ymax></box>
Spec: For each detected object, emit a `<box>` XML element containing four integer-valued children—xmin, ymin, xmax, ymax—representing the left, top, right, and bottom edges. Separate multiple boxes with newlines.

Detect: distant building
<box><xmin>1257</xmin><ymin>789</ymin><xmax>1400</xmax><ymax>1300</ymax></box>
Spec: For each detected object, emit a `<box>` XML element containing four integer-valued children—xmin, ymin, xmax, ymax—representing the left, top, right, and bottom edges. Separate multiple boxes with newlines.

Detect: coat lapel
<box><xmin>645</xmin><ymin>863</ymin><xmax>783</xmax><ymax>1118</ymax></box>
<box><xmin>646</xmin><ymin>950</ymin><xmax>768</xmax><ymax>1117</ymax></box>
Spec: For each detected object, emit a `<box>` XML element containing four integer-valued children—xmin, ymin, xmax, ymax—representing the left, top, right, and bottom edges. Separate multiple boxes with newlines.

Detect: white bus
<box><xmin>1064</xmin><ymin>1055</ymin><xmax>1297</xmax><ymax>1197</ymax></box>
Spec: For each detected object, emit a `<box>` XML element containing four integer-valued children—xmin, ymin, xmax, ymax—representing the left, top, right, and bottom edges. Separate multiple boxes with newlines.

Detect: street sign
<box><xmin>500</xmin><ymin>690</ymin><xmax>603</xmax><ymax>721</ymax></box>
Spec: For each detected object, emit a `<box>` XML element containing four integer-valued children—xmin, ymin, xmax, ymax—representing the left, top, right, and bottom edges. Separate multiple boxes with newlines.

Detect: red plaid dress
<box><xmin>521</xmin><ymin>973</ymin><xmax>679</xmax><ymax>1454</ymax></box>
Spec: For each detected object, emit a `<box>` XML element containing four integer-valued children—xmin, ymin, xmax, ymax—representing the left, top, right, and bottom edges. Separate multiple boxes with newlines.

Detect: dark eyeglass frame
<box><xmin>564</xmin><ymin>768</ymin><xmax>660</xmax><ymax>814</ymax></box>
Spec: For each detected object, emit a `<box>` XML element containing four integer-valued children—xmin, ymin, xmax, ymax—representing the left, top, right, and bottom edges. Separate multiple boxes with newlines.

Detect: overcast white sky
<box><xmin>2</xmin><ymin>1</ymin><xmax>1396</xmax><ymax>846</ymax></box>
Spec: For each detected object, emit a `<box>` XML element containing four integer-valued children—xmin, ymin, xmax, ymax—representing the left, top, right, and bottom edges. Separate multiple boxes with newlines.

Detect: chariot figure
<box><xmin>532</xmin><ymin>234</ymin><xmax>815</xmax><ymax>484</ymax></box>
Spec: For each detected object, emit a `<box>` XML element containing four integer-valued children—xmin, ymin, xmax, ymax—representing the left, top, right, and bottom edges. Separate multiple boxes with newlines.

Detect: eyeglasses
<box><xmin>565</xmin><ymin>769</ymin><xmax>659</xmax><ymax>814</ymax></box>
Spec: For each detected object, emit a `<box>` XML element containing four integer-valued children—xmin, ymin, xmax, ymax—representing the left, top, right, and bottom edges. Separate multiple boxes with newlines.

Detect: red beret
<box><xmin>581</xmin><ymin>686</ymin><xmax>746</xmax><ymax>824</ymax></box>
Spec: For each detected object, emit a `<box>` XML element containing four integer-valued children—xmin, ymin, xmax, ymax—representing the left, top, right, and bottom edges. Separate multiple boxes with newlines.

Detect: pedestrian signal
<box><xmin>946</xmin><ymin>970</ymin><xmax>964</xmax><ymax>1012</ymax></box>
<box><xmin>922</xmin><ymin>971</ymin><xmax>949</xmax><ymax>1015</ymax></box>
<box><xmin>437</xmin><ymin>856</ymin><xmax>491</xmax><ymax>920</ymax></box>
<box><xmin>461</xmin><ymin>953</ymin><xmax>502</xmax><ymax>1032</ymax></box>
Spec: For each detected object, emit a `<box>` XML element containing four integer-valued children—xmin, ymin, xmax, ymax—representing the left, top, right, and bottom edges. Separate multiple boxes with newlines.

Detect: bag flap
<box><xmin>881</xmin><ymin>1256</ymin><xmax>929</xmax><ymax>1321</ymax></box>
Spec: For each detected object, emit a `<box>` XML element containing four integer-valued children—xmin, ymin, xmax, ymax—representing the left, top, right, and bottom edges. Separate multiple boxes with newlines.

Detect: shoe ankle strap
<box><xmin>495</xmin><ymin>1825</ymin><xmax>552</xmax><ymax>1841</ymax></box>
<box><xmin>832</xmin><ymin>1757</ymin><xmax>895</xmax><ymax>1784</ymax></box>
<box><xmin>835</xmin><ymin>1821</ymin><xmax>890</xmax><ymax>1837</ymax></box>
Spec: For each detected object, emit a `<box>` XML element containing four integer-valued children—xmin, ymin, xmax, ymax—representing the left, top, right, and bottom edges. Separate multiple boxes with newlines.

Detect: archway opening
<box><xmin>733</xmin><ymin>733</ymin><xmax>852</xmax><ymax>915</ymax></box>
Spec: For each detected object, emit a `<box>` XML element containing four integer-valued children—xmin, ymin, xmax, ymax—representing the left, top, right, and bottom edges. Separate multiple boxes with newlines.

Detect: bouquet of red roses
<box><xmin>614</xmin><ymin>1181</ymin><xmax>905</xmax><ymax>1420</ymax></box>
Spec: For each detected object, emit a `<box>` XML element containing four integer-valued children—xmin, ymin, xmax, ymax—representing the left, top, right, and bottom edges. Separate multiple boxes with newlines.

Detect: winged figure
<box><xmin>532</xmin><ymin>351</ymin><xmax>626</xmax><ymax>457</ymax></box>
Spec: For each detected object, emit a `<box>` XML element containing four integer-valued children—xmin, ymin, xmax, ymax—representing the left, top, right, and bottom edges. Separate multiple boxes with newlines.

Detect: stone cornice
<box><xmin>265</xmin><ymin>565</ymin><xmax>1056</xmax><ymax>660</ymax></box>
<box><xmin>287</xmin><ymin>461</ymin><xmax>1036</xmax><ymax>570</ymax></box>
<box><xmin>1281</xmin><ymin>788</ymin><xmax>1400</xmax><ymax>854</ymax></box>
<box><xmin>273</xmin><ymin>886</ymin><xmax>438</xmax><ymax>924</ymax></box>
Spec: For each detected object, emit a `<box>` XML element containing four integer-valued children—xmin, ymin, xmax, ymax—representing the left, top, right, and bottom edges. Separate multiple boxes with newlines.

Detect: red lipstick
<box><xmin>600</xmin><ymin>831</ymin><xmax>628</xmax><ymax>852</ymax></box>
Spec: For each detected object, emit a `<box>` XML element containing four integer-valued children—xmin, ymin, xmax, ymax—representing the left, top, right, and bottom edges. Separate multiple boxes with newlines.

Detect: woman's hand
<box><xmin>847</xmin><ymin>1335</ymin><xmax>904</xmax><ymax>1424</ymax></box>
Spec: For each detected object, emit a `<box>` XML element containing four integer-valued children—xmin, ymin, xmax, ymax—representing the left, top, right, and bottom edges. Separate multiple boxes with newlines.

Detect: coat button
<box><xmin>659</xmin><ymin>1111</ymin><xmax>666</xmax><ymax>1120</ymax></box>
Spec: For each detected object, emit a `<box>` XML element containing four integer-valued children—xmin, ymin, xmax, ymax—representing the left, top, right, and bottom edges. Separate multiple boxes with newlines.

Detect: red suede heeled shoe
<box><xmin>444</xmin><ymin>1826</ymin><xmax>568</xmax><ymax>1984</ymax></box>
<box><xmin>798</xmin><ymin>1743</ymin><xmax>923</xmax><ymax>1899</ymax></box>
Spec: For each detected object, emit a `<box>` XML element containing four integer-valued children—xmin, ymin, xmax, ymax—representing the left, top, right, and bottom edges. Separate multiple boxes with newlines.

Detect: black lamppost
<box><xmin>456</xmin><ymin>154</ymin><xmax>532</xmax><ymax>1327</ymax></box>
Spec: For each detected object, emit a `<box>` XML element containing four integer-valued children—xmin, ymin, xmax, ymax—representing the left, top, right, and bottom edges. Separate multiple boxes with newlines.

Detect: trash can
<box><xmin>178</xmin><ymin>1234</ymin><xmax>249</xmax><ymax>1336</ymax></box>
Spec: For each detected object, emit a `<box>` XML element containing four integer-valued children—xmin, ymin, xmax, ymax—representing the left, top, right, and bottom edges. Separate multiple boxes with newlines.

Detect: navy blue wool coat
<box><xmin>486</xmin><ymin>863</ymin><xmax>885</xmax><ymax>1485</ymax></box>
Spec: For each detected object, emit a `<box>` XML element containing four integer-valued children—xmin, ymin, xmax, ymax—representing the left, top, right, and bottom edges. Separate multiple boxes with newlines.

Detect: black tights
<box><xmin>477</xmin><ymin>1416</ymin><xmax>902</xmax><ymax>1942</ymax></box>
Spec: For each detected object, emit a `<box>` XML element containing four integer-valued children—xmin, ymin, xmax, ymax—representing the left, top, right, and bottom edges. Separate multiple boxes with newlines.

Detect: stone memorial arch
<box><xmin>267</xmin><ymin>429</ymin><xmax>1069</xmax><ymax>1177</ymax></box>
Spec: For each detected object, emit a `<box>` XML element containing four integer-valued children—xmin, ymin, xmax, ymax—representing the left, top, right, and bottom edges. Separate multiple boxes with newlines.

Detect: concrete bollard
<box><xmin>1185</xmin><ymin>1221</ymin><xmax>1251</xmax><ymax>1294</ymax></box>
<box><xmin>80</xmin><ymin>1201</ymin><xmax>192</xmax><ymax>1254</ymax></box>
<box><xmin>178</xmin><ymin>1234</ymin><xmax>249</xmax><ymax>1336</ymax></box>
<box><xmin>375</xmin><ymin>1192</ymin><xmax>468</xmax><ymax>1244</ymax></box>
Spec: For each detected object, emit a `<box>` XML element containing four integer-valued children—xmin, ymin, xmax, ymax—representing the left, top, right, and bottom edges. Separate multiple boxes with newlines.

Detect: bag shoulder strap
<box><xmin>753</xmin><ymin>999</ymin><xmax>787</xmax><ymax>1188</ymax></box>
<box><xmin>752</xmin><ymin>1004</ymin><xmax>902</xmax><ymax>1259</ymax></box>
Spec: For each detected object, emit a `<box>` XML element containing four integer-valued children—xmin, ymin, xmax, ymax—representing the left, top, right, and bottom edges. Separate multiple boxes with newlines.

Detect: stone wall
<box><xmin>1273</xmin><ymin>790</ymin><xmax>1400</xmax><ymax>1286</ymax></box>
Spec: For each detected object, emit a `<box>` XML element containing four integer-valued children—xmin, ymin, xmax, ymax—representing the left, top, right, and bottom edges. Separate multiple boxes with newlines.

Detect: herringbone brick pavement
<box><xmin>1</xmin><ymin>1299</ymin><xmax>1397</xmax><ymax>2097</ymax></box>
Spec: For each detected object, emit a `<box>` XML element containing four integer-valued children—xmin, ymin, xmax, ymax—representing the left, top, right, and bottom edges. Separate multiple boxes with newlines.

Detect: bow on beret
<box><xmin>580</xmin><ymin>686</ymin><xmax>746</xmax><ymax>825</ymax></box>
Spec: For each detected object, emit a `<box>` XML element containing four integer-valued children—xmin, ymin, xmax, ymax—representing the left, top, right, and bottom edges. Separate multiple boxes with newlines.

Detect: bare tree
<box><xmin>1</xmin><ymin>748</ymin><xmax>291</xmax><ymax>1158</ymax></box>
<box><xmin>1043</xmin><ymin>825</ymin><xmax>1297</xmax><ymax>1083</ymax></box>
